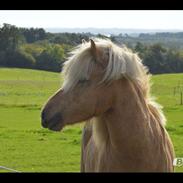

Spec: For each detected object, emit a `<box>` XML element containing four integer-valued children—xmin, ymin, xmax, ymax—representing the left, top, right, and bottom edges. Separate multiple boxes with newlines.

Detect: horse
<box><xmin>41</xmin><ymin>38</ymin><xmax>175</xmax><ymax>172</ymax></box>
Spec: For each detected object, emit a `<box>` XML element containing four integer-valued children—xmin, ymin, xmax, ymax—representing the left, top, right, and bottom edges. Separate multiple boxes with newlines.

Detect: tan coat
<box><xmin>81</xmin><ymin>79</ymin><xmax>175</xmax><ymax>172</ymax></box>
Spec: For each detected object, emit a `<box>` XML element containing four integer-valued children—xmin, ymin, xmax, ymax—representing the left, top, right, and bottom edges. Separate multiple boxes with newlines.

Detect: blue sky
<box><xmin>1</xmin><ymin>10</ymin><xmax>183</xmax><ymax>30</ymax></box>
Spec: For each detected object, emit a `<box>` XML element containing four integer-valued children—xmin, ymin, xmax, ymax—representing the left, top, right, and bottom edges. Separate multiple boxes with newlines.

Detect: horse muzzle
<box><xmin>41</xmin><ymin>111</ymin><xmax>64</xmax><ymax>131</ymax></box>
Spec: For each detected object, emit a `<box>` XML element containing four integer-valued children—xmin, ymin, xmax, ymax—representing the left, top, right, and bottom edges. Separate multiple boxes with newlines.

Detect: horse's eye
<box><xmin>78</xmin><ymin>79</ymin><xmax>89</xmax><ymax>84</ymax></box>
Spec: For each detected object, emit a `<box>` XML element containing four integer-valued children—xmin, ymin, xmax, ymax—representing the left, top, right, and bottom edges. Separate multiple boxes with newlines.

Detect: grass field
<box><xmin>0</xmin><ymin>68</ymin><xmax>183</xmax><ymax>172</ymax></box>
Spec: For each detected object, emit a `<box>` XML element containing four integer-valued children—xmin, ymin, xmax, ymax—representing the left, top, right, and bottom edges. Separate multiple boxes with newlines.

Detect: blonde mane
<box><xmin>62</xmin><ymin>38</ymin><xmax>166</xmax><ymax>126</ymax></box>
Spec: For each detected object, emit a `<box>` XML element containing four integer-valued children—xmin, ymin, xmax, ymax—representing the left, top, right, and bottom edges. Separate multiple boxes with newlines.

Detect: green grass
<box><xmin>0</xmin><ymin>68</ymin><xmax>183</xmax><ymax>172</ymax></box>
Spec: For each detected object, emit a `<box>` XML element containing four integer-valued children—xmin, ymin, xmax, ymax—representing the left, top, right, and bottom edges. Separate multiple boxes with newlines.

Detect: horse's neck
<box><xmin>93</xmin><ymin>79</ymin><xmax>152</xmax><ymax>152</ymax></box>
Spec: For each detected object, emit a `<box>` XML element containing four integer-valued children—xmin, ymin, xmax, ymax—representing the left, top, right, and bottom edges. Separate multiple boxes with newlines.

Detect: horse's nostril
<box><xmin>41</xmin><ymin>110</ymin><xmax>47</xmax><ymax>127</ymax></box>
<box><xmin>41</xmin><ymin>110</ymin><xmax>45</xmax><ymax>120</ymax></box>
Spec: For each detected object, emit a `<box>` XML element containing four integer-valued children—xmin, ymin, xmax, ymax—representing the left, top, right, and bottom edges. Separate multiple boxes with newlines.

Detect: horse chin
<box><xmin>47</xmin><ymin>122</ymin><xmax>64</xmax><ymax>132</ymax></box>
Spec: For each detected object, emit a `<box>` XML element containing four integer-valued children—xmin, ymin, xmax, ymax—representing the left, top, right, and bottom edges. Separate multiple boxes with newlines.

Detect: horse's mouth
<box><xmin>42</xmin><ymin>112</ymin><xmax>64</xmax><ymax>132</ymax></box>
<box><xmin>47</xmin><ymin>122</ymin><xmax>63</xmax><ymax>131</ymax></box>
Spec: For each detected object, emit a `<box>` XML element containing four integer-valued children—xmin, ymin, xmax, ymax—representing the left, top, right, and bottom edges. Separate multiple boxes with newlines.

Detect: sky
<box><xmin>1</xmin><ymin>10</ymin><xmax>183</xmax><ymax>30</ymax></box>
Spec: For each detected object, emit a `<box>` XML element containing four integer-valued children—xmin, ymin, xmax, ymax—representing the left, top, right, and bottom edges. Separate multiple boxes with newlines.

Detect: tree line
<box><xmin>133</xmin><ymin>42</ymin><xmax>183</xmax><ymax>74</ymax></box>
<box><xmin>1</xmin><ymin>23</ymin><xmax>183</xmax><ymax>74</ymax></box>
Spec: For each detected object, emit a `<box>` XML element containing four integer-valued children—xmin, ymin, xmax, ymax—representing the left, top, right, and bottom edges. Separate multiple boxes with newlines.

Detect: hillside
<box><xmin>0</xmin><ymin>68</ymin><xmax>183</xmax><ymax>172</ymax></box>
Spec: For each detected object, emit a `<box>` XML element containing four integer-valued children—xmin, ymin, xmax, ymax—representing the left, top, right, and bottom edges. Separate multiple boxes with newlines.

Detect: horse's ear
<box><xmin>90</xmin><ymin>39</ymin><xmax>107</xmax><ymax>68</ymax></box>
<box><xmin>90</xmin><ymin>39</ymin><xmax>97</xmax><ymax>58</ymax></box>
<box><xmin>82</xmin><ymin>39</ymin><xmax>86</xmax><ymax>44</ymax></box>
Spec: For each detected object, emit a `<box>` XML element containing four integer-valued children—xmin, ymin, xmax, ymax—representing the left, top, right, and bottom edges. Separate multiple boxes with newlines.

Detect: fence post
<box><xmin>181</xmin><ymin>92</ymin><xmax>183</xmax><ymax>105</ymax></box>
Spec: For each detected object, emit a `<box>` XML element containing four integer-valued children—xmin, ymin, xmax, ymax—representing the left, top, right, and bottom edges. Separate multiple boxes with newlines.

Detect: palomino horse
<box><xmin>41</xmin><ymin>38</ymin><xmax>175</xmax><ymax>172</ymax></box>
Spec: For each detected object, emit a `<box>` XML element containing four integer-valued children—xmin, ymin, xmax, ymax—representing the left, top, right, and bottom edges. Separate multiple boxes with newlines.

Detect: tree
<box><xmin>20</xmin><ymin>27</ymin><xmax>46</xmax><ymax>43</ymax></box>
<box><xmin>143</xmin><ymin>44</ymin><xmax>167</xmax><ymax>74</ymax></box>
<box><xmin>5</xmin><ymin>49</ymin><xmax>35</xmax><ymax>68</ymax></box>
<box><xmin>134</xmin><ymin>42</ymin><xmax>147</xmax><ymax>58</ymax></box>
<box><xmin>0</xmin><ymin>23</ymin><xmax>26</xmax><ymax>67</ymax></box>
<box><xmin>0</xmin><ymin>23</ymin><xmax>25</xmax><ymax>52</ymax></box>
<box><xmin>35</xmin><ymin>44</ymin><xmax>65</xmax><ymax>72</ymax></box>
